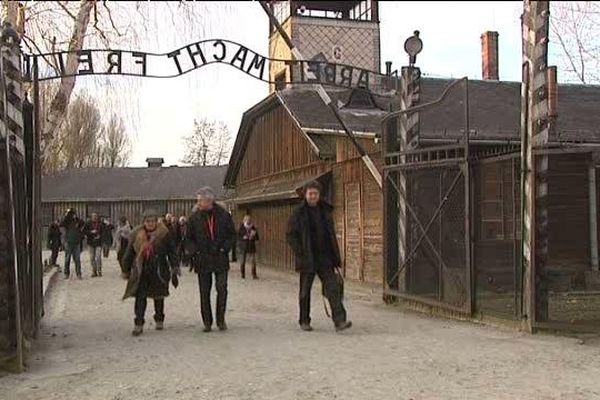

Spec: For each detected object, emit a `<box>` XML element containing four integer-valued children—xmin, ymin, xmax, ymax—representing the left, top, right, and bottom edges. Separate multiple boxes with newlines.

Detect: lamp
<box><xmin>404</xmin><ymin>30</ymin><xmax>423</xmax><ymax>67</ymax></box>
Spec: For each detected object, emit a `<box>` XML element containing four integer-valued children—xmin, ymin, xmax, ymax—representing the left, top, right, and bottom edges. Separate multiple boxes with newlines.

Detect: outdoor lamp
<box><xmin>0</xmin><ymin>21</ymin><xmax>20</xmax><ymax>48</ymax></box>
<box><xmin>404</xmin><ymin>30</ymin><xmax>423</xmax><ymax>67</ymax></box>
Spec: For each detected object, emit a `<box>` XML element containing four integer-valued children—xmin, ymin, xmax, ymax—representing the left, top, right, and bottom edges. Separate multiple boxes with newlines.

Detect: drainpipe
<box><xmin>589</xmin><ymin>161</ymin><xmax>599</xmax><ymax>270</ymax></box>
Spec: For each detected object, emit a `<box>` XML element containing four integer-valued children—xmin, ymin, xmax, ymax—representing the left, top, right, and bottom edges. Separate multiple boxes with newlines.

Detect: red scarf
<box><xmin>206</xmin><ymin>214</ymin><xmax>216</xmax><ymax>241</ymax></box>
<box><xmin>142</xmin><ymin>230</ymin><xmax>156</xmax><ymax>260</ymax></box>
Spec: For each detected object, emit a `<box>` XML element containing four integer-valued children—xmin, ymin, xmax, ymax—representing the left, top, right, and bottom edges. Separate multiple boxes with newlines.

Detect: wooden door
<box><xmin>344</xmin><ymin>182</ymin><xmax>363</xmax><ymax>280</ymax></box>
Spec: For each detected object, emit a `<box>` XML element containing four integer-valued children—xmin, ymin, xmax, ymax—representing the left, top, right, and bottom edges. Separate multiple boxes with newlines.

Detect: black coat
<box><xmin>47</xmin><ymin>223</ymin><xmax>62</xmax><ymax>249</ymax></box>
<box><xmin>186</xmin><ymin>204</ymin><xmax>236</xmax><ymax>274</ymax></box>
<box><xmin>101</xmin><ymin>222</ymin><xmax>114</xmax><ymax>246</ymax></box>
<box><xmin>286</xmin><ymin>200</ymin><xmax>341</xmax><ymax>273</ymax></box>
<box><xmin>83</xmin><ymin>220</ymin><xmax>107</xmax><ymax>248</ymax></box>
<box><xmin>121</xmin><ymin>223</ymin><xmax>179</xmax><ymax>300</ymax></box>
<box><xmin>238</xmin><ymin>224</ymin><xmax>259</xmax><ymax>254</ymax></box>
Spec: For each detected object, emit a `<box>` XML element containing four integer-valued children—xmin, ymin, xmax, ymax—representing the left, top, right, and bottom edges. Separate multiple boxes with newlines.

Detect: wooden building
<box><xmin>41</xmin><ymin>158</ymin><xmax>228</xmax><ymax>229</ymax></box>
<box><xmin>225</xmin><ymin>87</ymin><xmax>390</xmax><ymax>283</ymax></box>
<box><xmin>226</xmin><ymin>1</ymin><xmax>600</xmax><ymax>298</ymax></box>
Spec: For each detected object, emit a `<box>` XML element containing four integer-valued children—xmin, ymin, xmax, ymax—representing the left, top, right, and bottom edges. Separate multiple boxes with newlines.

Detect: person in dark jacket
<box><xmin>83</xmin><ymin>213</ymin><xmax>106</xmax><ymax>277</ymax></box>
<box><xmin>186</xmin><ymin>187</ymin><xmax>236</xmax><ymax>332</ymax></box>
<box><xmin>120</xmin><ymin>209</ymin><xmax>180</xmax><ymax>336</ymax></box>
<box><xmin>60</xmin><ymin>209</ymin><xmax>84</xmax><ymax>279</ymax></box>
<box><xmin>177</xmin><ymin>216</ymin><xmax>188</xmax><ymax>267</ymax></box>
<box><xmin>101</xmin><ymin>218</ymin><xmax>114</xmax><ymax>258</ymax></box>
<box><xmin>116</xmin><ymin>216</ymin><xmax>133</xmax><ymax>265</ymax></box>
<box><xmin>286</xmin><ymin>180</ymin><xmax>352</xmax><ymax>332</ymax></box>
<box><xmin>47</xmin><ymin>219</ymin><xmax>62</xmax><ymax>267</ymax></box>
<box><xmin>238</xmin><ymin>214</ymin><xmax>259</xmax><ymax>279</ymax></box>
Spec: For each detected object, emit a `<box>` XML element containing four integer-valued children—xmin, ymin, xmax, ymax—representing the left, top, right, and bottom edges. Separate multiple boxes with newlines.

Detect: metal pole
<box><xmin>32</xmin><ymin>56</ymin><xmax>42</xmax><ymax>333</ymax></box>
<box><xmin>257</xmin><ymin>1</ymin><xmax>382</xmax><ymax>189</ymax></box>
<box><xmin>588</xmin><ymin>163</ymin><xmax>599</xmax><ymax>270</ymax></box>
<box><xmin>1</xmin><ymin>41</ymin><xmax>23</xmax><ymax>371</ymax></box>
<box><xmin>463</xmin><ymin>78</ymin><xmax>473</xmax><ymax>314</ymax></box>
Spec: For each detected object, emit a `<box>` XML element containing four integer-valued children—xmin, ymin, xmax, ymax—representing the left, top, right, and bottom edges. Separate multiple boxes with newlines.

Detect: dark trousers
<box><xmin>240</xmin><ymin>251</ymin><xmax>257</xmax><ymax>278</ymax></box>
<box><xmin>49</xmin><ymin>246</ymin><xmax>60</xmax><ymax>265</ymax></box>
<box><xmin>134</xmin><ymin>294</ymin><xmax>165</xmax><ymax>326</ymax></box>
<box><xmin>299</xmin><ymin>267</ymin><xmax>347</xmax><ymax>325</ymax></box>
<box><xmin>197</xmin><ymin>270</ymin><xmax>228</xmax><ymax>328</ymax></box>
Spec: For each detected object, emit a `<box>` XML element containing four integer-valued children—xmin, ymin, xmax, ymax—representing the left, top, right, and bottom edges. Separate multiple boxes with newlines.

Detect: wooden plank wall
<box><xmin>42</xmin><ymin>200</ymin><xmax>196</xmax><ymax>228</ymax></box>
<box><xmin>547</xmin><ymin>153</ymin><xmax>591</xmax><ymax>270</ymax></box>
<box><xmin>332</xmin><ymin>152</ymin><xmax>383</xmax><ymax>284</ymax></box>
<box><xmin>236</xmin><ymin>105</ymin><xmax>321</xmax><ymax>186</ymax></box>
<box><xmin>233</xmin><ymin>202</ymin><xmax>299</xmax><ymax>272</ymax></box>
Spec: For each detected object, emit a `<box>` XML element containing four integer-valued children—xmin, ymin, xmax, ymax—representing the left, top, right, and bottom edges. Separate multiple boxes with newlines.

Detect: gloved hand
<box><xmin>171</xmin><ymin>273</ymin><xmax>179</xmax><ymax>289</ymax></box>
<box><xmin>120</xmin><ymin>272</ymin><xmax>129</xmax><ymax>280</ymax></box>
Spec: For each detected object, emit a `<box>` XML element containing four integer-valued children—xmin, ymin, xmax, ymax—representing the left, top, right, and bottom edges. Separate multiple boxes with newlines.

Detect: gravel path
<box><xmin>1</xmin><ymin>252</ymin><xmax>599</xmax><ymax>400</ymax></box>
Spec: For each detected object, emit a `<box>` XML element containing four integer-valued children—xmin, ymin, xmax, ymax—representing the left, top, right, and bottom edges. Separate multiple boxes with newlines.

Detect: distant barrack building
<box><xmin>41</xmin><ymin>158</ymin><xmax>228</xmax><ymax>228</ymax></box>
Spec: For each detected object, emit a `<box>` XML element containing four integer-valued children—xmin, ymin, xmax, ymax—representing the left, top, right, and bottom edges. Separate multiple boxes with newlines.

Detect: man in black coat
<box><xmin>286</xmin><ymin>180</ymin><xmax>352</xmax><ymax>332</ymax></box>
<box><xmin>47</xmin><ymin>219</ymin><xmax>62</xmax><ymax>268</ymax></box>
<box><xmin>186</xmin><ymin>186</ymin><xmax>236</xmax><ymax>332</ymax></box>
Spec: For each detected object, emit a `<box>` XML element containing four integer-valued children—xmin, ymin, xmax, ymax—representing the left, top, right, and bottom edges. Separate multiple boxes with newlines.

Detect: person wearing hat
<box><xmin>120</xmin><ymin>209</ymin><xmax>180</xmax><ymax>336</ymax></box>
<box><xmin>186</xmin><ymin>186</ymin><xmax>236</xmax><ymax>332</ymax></box>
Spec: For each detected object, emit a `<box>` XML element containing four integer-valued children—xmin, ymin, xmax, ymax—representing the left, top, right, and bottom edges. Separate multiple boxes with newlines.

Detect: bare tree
<box><xmin>101</xmin><ymin>114</ymin><xmax>130</xmax><ymax>168</ymax></box>
<box><xmin>60</xmin><ymin>92</ymin><xmax>103</xmax><ymax>169</ymax></box>
<box><xmin>181</xmin><ymin>118</ymin><xmax>232</xmax><ymax>167</ymax></box>
<box><xmin>1</xmin><ymin>1</ymin><xmax>234</xmax><ymax>168</ymax></box>
<box><xmin>550</xmin><ymin>1</ymin><xmax>600</xmax><ymax>84</ymax></box>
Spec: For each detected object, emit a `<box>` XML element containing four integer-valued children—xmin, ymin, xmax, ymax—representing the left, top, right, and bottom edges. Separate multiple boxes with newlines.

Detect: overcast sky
<box><xmin>84</xmin><ymin>1</ymin><xmax>566</xmax><ymax>167</ymax></box>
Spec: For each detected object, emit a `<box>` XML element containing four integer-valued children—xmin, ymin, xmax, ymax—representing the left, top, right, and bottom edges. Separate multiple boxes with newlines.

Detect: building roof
<box><xmin>42</xmin><ymin>165</ymin><xmax>228</xmax><ymax>202</ymax></box>
<box><xmin>225</xmin><ymin>78</ymin><xmax>600</xmax><ymax>187</ymax></box>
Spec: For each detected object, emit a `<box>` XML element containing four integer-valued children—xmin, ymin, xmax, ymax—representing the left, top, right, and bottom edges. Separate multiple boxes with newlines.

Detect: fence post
<box><xmin>521</xmin><ymin>0</ymin><xmax>550</xmax><ymax>331</ymax></box>
<box><xmin>398</xmin><ymin>66</ymin><xmax>420</xmax><ymax>292</ymax></box>
<box><xmin>0</xmin><ymin>20</ymin><xmax>25</xmax><ymax>371</ymax></box>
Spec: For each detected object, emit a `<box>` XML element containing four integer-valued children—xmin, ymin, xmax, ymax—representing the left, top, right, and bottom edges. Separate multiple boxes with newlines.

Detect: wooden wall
<box><xmin>230</xmin><ymin>102</ymin><xmax>385</xmax><ymax>284</ymax></box>
<box><xmin>233</xmin><ymin>202</ymin><xmax>299</xmax><ymax>272</ymax></box>
<box><xmin>236</xmin><ymin>105</ymin><xmax>321</xmax><ymax>186</ymax></box>
<box><xmin>547</xmin><ymin>153</ymin><xmax>591</xmax><ymax>270</ymax></box>
<box><xmin>331</xmin><ymin>152</ymin><xmax>383</xmax><ymax>284</ymax></box>
<box><xmin>42</xmin><ymin>199</ymin><xmax>197</xmax><ymax>228</ymax></box>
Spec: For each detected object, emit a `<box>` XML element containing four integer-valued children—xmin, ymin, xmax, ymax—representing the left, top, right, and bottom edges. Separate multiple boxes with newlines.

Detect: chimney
<box><xmin>547</xmin><ymin>66</ymin><xmax>557</xmax><ymax>117</ymax></box>
<box><xmin>146</xmin><ymin>157</ymin><xmax>164</xmax><ymax>168</ymax></box>
<box><xmin>481</xmin><ymin>31</ymin><xmax>499</xmax><ymax>80</ymax></box>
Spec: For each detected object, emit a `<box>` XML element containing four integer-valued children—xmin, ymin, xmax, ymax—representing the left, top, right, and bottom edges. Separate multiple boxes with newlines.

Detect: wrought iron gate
<box><xmin>383</xmin><ymin>78</ymin><xmax>473</xmax><ymax>314</ymax></box>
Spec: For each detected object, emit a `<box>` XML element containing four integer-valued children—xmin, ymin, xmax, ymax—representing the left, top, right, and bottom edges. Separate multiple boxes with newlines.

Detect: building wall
<box><xmin>230</xmin><ymin>98</ymin><xmax>385</xmax><ymax>283</ymax></box>
<box><xmin>236</xmin><ymin>104</ymin><xmax>321</xmax><ymax>187</ymax></box>
<box><xmin>291</xmin><ymin>16</ymin><xmax>380</xmax><ymax>72</ymax></box>
<box><xmin>42</xmin><ymin>199</ymin><xmax>197</xmax><ymax>228</ymax></box>
<box><xmin>547</xmin><ymin>153</ymin><xmax>591</xmax><ymax>271</ymax></box>
<box><xmin>269</xmin><ymin>14</ymin><xmax>381</xmax><ymax>92</ymax></box>
<box><xmin>332</xmin><ymin>152</ymin><xmax>383</xmax><ymax>284</ymax></box>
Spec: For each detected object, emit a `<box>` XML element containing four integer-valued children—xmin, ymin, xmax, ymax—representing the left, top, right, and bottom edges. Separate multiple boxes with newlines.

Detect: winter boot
<box><xmin>155</xmin><ymin>321</ymin><xmax>164</xmax><ymax>331</ymax></box>
<box><xmin>252</xmin><ymin>266</ymin><xmax>258</xmax><ymax>280</ymax></box>
<box><xmin>335</xmin><ymin>321</ymin><xmax>353</xmax><ymax>332</ymax></box>
<box><xmin>300</xmin><ymin>323</ymin><xmax>313</xmax><ymax>332</ymax></box>
<box><xmin>132</xmin><ymin>324</ymin><xmax>143</xmax><ymax>336</ymax></box>
<box><xmin>240</xmin><ymin>264</ymin><xmax>246</xmax><ymax>279</ymax></box>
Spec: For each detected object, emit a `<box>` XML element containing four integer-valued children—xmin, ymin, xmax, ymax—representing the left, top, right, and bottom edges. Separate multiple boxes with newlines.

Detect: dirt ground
<box><xmin>1</xmin><ymin>252</ymin><xmax>600</xmax><ymax>400</ymax></box>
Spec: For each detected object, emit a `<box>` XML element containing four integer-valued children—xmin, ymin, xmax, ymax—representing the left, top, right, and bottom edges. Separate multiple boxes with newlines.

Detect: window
<box><xmin>349</xmin><ymin>1</ymin><xmax>372</xmax><ymax>21</ymax></box>
<box><xmin>275</xmin><ymin>71</ymin><xmax>286</xmax><ymax>90</ymax></box>
<box><xmin>479</xmin><ymin>161</ymin><xmax>521</xmax><ymax>241</ymax></box>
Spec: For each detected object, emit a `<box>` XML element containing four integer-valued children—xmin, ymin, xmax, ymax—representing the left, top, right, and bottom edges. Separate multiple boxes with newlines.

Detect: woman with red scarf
<box><xmin>120</xmin><ymin>209</ymin><xmax>180</xmax><ymax>336</ymax></box>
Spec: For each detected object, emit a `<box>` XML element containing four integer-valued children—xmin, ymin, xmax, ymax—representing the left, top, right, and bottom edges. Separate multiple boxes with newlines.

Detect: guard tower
<box><xmin>268</xmin><ymin>0</ymin><xmax>381</xmax><ymax>92</ymax></box>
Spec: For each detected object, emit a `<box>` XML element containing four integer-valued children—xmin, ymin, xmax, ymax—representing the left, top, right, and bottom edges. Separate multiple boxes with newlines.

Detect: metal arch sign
<box><xmin>23</xmin><ymin>38</ymin><xmax>388</xmax><ymax>90</ymax></box>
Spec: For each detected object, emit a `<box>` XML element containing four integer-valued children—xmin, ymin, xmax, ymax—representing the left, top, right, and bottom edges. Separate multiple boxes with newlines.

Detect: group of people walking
<box><xmin>47</xmin><ymin>181</ymin><xmax>352</xmax><ymax>335</ymax></box>
<box><xmin>47</xmin><ymin>211</ymin><xmax>117</xmax><ymax>279</ymax></box>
